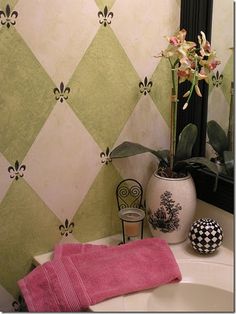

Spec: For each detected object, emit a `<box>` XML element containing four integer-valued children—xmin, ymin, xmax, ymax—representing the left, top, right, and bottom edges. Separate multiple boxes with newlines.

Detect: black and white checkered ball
<box><xmin>189</xmin><ymin>218</ymin><xmax>223</xmax><ymax>254</ymax></box>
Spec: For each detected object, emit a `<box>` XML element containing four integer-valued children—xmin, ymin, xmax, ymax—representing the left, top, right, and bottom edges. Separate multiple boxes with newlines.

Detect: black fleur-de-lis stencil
<box><xmin>100</xmin><ymin>147</ymin><xmax>112</xmax><ymax>165</ymax></box>
<box><xmin>53</xmin><ymin>82</ymin><xmax>70</xmax><ymax>103</ymax></box>
<box><xmin>12</xmin><ymin>295</ymin><xmax>27</xmax><ymax>312</ymax></box>
<box><xmin>139</xmin><ymin>77</ymin><xmax>153</xmax><ymax>95</ymax></box>
<box><xmin>59</xmin><ymin>219</ymin><xmax>74</xmax><ymax>236</ymax></box>
<box><xmin>212</xmin><ymin>70</ymin><xmax>224</xmax><ymax>87</ymax></box>
<box><xmin>98</xmin><ymin>6</ymin><xmax>113</xmax><ymax>27</ymax></box>
<box><xmin>8</xmin><ymin>160</ymin><xmax>26</xmax><ymax>180</ymax></box>
<box><xmin>0</xmin><ymin>4</ymin><xmax>18</xmax><ymax>28</ymax></box>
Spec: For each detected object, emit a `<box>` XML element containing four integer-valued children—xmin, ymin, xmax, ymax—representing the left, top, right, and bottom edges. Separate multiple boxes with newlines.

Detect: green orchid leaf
<box><xmin>223</xmin><ymin>151</ymin><xmax>234</xmax><ymax>177</ymax></box>
<box><xmin>207</xmin><ymin>120</ymin><xmax>228</xmax><ymax>156</ymax></box>
<box><xmin>175</xmin><ymin>123</ymin><xmax>198</xmax><ymax>162</ymax></box>
<box><xmin>110</xmin><ymin>142</ymin><xmax>154</xmax><ymax>158</ymax></box>
<box><xmin>175</xmin><ymin>157</ymin><xmax>219</xmax><ymax>191</ymax></box>
<box><xmin>153</xmin><ymin>149</ymin><xmax>170</xmax><ymax>165</ymax></box>
<box><xmin>110</xmin><ymin>142</ymin><xmax>169</xmax><ymax>166</ymax></box>
<box><xmin>182</xmin><ymin>157</ymin><xmax>218</xmax><ymax>175</ymax></box>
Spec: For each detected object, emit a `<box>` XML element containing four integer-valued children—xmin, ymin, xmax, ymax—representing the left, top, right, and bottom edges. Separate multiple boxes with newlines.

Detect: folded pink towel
<box><xmin>18</xmin><ymin>238</ymin><xmax>181</xmax><ymax>312</ymax></box>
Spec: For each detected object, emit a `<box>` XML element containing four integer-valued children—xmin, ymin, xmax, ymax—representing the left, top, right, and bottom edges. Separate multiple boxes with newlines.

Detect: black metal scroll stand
<box><xmin>116</xmin><ymin>178</ymin><xmax>144</xmax><ymax>245</ymax></box>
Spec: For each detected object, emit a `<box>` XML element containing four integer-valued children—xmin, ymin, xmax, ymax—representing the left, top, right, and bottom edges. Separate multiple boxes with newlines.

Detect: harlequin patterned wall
<box><xmin>0</xmin><ymin>0</ymin><xmax>180</xmax><ymax>310</ymax></box>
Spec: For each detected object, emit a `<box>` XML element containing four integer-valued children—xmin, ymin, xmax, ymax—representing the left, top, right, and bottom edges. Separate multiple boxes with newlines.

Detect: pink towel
<box><xmin>18</xmin><ymin>238</ymin><xmax>181</xmax><ymax>312</ymax></box>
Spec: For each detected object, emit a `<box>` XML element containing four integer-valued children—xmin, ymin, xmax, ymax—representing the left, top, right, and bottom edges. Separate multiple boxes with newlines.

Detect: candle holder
<box><xmin>116</xmin><ymin>178</ymin><xmax>145</xmax><ymax>244</ymax></box>
<box><xmin>116</xmin><ymin>178</ymin><xmax>143</xmax><ymax>210</ymax></box>
<box><xmin>118</xmin><ymin>207</ymin><xmax>145</xmax><ymax>244</ymax></box>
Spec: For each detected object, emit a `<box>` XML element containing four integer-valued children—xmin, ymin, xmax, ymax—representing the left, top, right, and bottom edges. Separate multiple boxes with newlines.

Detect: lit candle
<box><xmin>124</xmin><ymin>221</ymin><xmax>141</xmax><ymax>237</ymax></box>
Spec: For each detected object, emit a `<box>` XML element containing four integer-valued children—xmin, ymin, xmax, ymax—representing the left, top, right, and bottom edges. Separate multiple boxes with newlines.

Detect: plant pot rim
<box><xmin>153</xmin><ymin>171</ymin><xmax>192</xmax><ymax>181</ymax></box>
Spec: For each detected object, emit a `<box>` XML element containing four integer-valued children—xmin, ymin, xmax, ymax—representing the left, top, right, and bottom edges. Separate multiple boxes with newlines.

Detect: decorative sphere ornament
<box><xmin>189</xmin><ymin>218</ymin><xmax>223</xmax><ymax>254</ymax></box>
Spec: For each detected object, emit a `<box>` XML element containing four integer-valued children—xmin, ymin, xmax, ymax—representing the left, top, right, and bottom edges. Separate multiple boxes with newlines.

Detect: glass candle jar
<box><xmin>118</xmin><ymin>207</ymin><xmax>145</xmax><ymax>243</ymax></box>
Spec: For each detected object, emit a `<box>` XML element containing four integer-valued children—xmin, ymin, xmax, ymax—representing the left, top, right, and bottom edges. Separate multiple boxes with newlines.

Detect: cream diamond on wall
<box><xmin>0</xmin><ymin>283</ymin><xmax>15</xmax><ymax>312</ymax></box>
<box><xmin>112</xmin><ymin>94</ymin><xmax>169</xmax><ymax>191</ymax></box>
<box><xmin>15</xmin><ymin>0</ymin><xmax>100</xmax><ymax>85</ymax></box>
<box><xmin>23</xmin><ymin>101</ymin><xmax>102</xmax><ymax>222</ymax></box>
<box><xmin>58</xmin><ymin>231</ymin><xmax>78</xmax><ymax>244</ymax></box>
<box><xmin>111</xmin><ymin>0</ymin><xmax>180</xmax><ymax>79</ymax></box>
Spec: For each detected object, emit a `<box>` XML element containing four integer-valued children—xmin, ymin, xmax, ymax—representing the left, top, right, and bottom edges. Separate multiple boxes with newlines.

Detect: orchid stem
<box><xmin>170</xmin><ymin>62</ymin><xmax>178</xmax><ymax>172</ymax></box>
<box><xmin>185</xmin><ymin>59</ymin><xmax>198</xmax><ymax>106</ymax></box>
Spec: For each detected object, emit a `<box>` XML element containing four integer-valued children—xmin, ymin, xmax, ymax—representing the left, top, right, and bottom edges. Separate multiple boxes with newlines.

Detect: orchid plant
<box><xmin>110</xmin><ymin>29</ymin><xmax>221</xmax><ymax>179</ymax></box>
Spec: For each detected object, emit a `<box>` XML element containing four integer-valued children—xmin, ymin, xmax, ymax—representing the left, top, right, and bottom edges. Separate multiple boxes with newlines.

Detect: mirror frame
<box><xmin>178</xmin><ymin>0</ymin><xmax>234</xmax><ymax>214</ymax></box>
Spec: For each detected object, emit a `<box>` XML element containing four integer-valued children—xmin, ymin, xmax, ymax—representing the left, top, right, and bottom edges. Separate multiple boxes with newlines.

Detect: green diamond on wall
<box><xmin>0</xmin><ymin>179</ymin><xmax>61</xmax><ymax>297</ymax></box>
<box><xmin>67</xmin><ymin>26</ymin><xmax>141</xmax><ymax>149</ymax></box>
<box><xmin>0</xmin><ymin>0</ymin><xmax>19</xmax><ymax>12</ymax></box>
<box><xmin>95</xmin><ymin>0</ymin><xmax>116</xmax><ymax>11</ymax></box>
<box><xmin>0</xmin><ymin>27</ymin><xmax>56</xmax><ymax>163</ymax></box>
<box><xmin>72</xmin><ymin>164</ymin><xmax>122</xmax><ymax>243</ymax></box>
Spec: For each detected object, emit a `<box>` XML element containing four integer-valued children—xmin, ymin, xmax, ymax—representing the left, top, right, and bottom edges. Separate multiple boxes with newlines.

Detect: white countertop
<box><xmin>33</xmin><ymin>231</ymin><xmax>233</xmax><ymax>267</ymax></box>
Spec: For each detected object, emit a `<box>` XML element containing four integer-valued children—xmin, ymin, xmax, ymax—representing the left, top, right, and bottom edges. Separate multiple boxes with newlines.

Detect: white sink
<box><xmin>90</xmin><ymin>260</ymin><xmax>234</xmax><ymax>312</ymax></box>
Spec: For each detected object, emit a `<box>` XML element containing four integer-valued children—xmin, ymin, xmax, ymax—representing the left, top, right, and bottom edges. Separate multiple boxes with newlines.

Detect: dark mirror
<box><xmin>178</xmin><ymin>0</ymin><xmax>234</xmax><ymax>213</ymax></box>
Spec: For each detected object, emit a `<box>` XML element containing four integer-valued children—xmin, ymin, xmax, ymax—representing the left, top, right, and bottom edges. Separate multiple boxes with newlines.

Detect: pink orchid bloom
<box><xmin>208</xmin><ymin>59</ymin><xmax>221</xmax><ymax>70</ymax></box>
<box><xmin>198</xmin><ymin>67</ymin><xmax>211</xmax><ymax>84</ymax></box>
<box><xmin>177</xmin><ymin>41</ymin><xmax>196</xmax><ymax>57</ymax></box>
<box><xmin>177</xmin><ymin>66</ymin><xmax>194</xmax><ymax>83</ymax></box>
<box><xmin>179</xmin><ymin>56</ymin><xmax>196</xmax><ymax>69</ymax></box>
<box><xmin>165</xmin><ymin>42</ymin><xmax>196</xmax><ymax>61</ymax></box>
<box><xmin>198</xmin><ymin>31</ymin><xmax>212</xmax><ymax>56</ymax></box>
<box><xmin>161</xmin><ymin>28</ymin><xmax>220</xmax><ymax>100</ymax></box>
<box><xmin>168</xmin><ymin>36</ymin><xmax>179</xmax><ymax>46</ymax></box>
<box><xmin>200</xmin><ymin>54</ymin><xmax>221</xmax><ymax>71</ymax></box>
<box><xmin>178</xmin><ymin>69</ymin><xmax>190</xmax><ymax>77</ymax></box>
<box><xmin>177</xmin><ymin>28</ymin><xmax>187</xmax><ymax>42</ymax></box>
<box><xmin>166</xmin><ymin>29</ymin><xmax>187</xmax><ymax>46</ymax></box>
<box><xmin>165</xmin><ymin>29</ymin><xmax>196</xmax><ymax>60</ymax></box>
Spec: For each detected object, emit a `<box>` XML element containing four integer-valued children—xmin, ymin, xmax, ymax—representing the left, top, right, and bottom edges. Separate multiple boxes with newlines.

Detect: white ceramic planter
<box><xmin>146</xmin><ymin>172</ymin><xmax>197</xmax><ymax>244</ymax></box>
